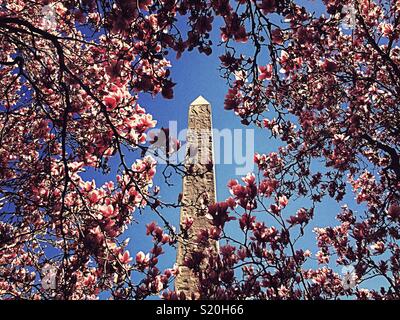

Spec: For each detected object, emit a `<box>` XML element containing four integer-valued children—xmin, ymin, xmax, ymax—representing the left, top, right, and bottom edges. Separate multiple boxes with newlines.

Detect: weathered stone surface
<box><xmin>175</xmin><ymin>96</ymin><xmax>218</xmax><ymax>299</ymax></box>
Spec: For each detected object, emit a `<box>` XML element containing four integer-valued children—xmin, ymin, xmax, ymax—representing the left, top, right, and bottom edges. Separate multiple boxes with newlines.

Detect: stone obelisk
<box><xmin>175</xmin><ymin>96</ymin><xmax>218</xmax><ymax>299</ymax></box>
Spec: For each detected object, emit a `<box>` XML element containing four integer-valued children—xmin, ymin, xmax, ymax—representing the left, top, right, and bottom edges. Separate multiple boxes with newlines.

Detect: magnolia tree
<box><xmin>0</xmin><ymin>0</ymin><xmax>399</xmax><ymax>300</ymax></box>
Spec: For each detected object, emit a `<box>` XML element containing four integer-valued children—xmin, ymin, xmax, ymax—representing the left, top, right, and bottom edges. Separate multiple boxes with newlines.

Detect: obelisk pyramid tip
<box><xmin>191</xmin><ymin>95</ymin><xmax>210</xmax><ymax>106</ymax></box>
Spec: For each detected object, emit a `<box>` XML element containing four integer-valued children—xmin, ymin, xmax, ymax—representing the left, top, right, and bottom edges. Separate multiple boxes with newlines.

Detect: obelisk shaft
<box><xmin>175</xmin><ymin>96</ymin><xmax>218</xmax><ymax>299</ymax></box>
